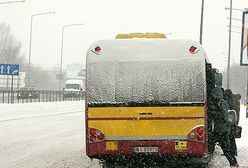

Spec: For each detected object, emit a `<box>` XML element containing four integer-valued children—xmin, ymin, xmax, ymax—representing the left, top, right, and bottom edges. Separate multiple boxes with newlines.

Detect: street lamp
<box><xmin>227</xmin><ymin>17</ymin><xmax>242</xmax><ymax>22</ymax></box>
<box><xmin>226</xmin><ymin>0</ymin><xmax>233</xmax><ymax>89</ymax></box>
<box><xmin>226</xmin><ymin>25</ymin><xmax>241</xmax><ymax>29</ymax></box>
<box><xmin>59</xmin><ymin>23</ymin><xmax>84</xmax><ymax>91</ymax></box>
<box><xmin>0</xmin><ymin>0</ymin><xmax>25</xmax><ymax>4</ymax></box>
<box><xmin>226</xmin><ymin>30</ymin><xmax>241</xmax><ymax>34</ymax></box>
<box><xmin>199</xmin><ymin>0</ymin><xmax>204</xmax><ymax>45</ymax></box>
<box><xmin>225</xmin><ymin>6</ymin><xmax>247</xmax><ymax>89</ymax></box>
<box><xmin>225</xmin><ymin>7</ymin><xmax>248</xmax><ymax>12</ymax></box>
<box><xmin>27</xmin><ymin>12</ymin><xmax>55</xmax><ymax>87</ymax></box>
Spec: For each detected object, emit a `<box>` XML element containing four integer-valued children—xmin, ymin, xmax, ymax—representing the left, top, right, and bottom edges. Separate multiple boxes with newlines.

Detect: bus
<box><xmin>85</xmin><ymin>34</ymin><xmax>211</xmax><ymax>166</ymax></box>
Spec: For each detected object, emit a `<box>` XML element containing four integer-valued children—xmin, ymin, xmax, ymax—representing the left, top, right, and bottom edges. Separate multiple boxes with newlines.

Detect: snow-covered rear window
<box><xmin>87</xmin><ymin>60</ymin><xmax>206</xmax><ymax>104</ymax></box>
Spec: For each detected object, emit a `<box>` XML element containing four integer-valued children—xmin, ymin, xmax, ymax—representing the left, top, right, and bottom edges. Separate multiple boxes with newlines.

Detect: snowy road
<box><xmin>0</xmin><ymin>101</ymin><xmax>247</xmax><ymax>168</ymax></box>
<box><xmin>0</xmin><ymin>101</ymin><xmax>99</xmax><ymax>168</ymax></box>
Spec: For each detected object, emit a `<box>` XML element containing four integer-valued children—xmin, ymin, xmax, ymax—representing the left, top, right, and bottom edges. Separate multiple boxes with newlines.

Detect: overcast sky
<box><xmin>0</xmin><ymin>0</ymin><xmax>248</xmax><ymax>71</ymax></box>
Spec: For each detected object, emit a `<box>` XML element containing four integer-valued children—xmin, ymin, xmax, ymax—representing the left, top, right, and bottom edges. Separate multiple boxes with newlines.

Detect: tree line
<box><xmin>0</xmin><ymin>22</ymin><xmax>59</xmax><ymax>90</ymax></box>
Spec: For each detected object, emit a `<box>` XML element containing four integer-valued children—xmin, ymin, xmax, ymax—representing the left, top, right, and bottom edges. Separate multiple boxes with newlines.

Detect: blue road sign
<box><xmin>0</xmin><ymin>64</ymin><xmax>19</xmax><ymax>76</ymax></box>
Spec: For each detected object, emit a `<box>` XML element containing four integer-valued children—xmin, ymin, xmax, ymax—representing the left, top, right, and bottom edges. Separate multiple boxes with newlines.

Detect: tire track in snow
<box><xmin>0</xmin><ymin>110</ymin><xmax>83</xmax><ymax>123</ymax></box>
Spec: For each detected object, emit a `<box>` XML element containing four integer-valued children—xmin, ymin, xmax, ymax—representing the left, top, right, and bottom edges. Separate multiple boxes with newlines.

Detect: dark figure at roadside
<box><xmin>209</xmin><ymin>86</ymin><xmax>239</xmax><ymax>168</ymax></box>
<box><xmin>224</xmin><ymin>89</ymin><xmax>241</xmax><ymax>124</ymax></box>
<box><xmin>224</xmin><ymin>89</ymin><xmax>241</xmax><ymax>156</ymax></box>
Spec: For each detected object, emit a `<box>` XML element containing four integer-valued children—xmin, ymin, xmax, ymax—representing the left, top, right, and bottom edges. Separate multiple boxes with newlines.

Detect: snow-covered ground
<box><xmin>0</xmin><ymin>101</ymin><xmax>98</xmax><ymax>168</ymax></box>
<box><xmin>0</xmin><ymin>101</ymin><xmax>247</xmax><ymax>168</ymax></box>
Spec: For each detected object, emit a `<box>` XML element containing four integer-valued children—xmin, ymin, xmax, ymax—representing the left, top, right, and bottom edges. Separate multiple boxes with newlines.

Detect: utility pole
<box><xmin>199</xmin><ymin>0</ymin><xmax>204</xmax><ymax>45</ymax></box>
<box><xmin>227</xmin><ymin>0</ymin><xmax>233</xmax><ymax>89</ymax></box>
<box><xmin>27</xmin><ymin>12</ymin><xmax>55</xmax><ymax>87</ymax></box>
<box><xmin>0</xmin><ymin>0</ymin><xmax>25</xmax><ymax>4</ymax></box>
<box><xmin>59</xmin><ymin>23</ymin><xmax>84</xmax><ymax>91</ymax></box>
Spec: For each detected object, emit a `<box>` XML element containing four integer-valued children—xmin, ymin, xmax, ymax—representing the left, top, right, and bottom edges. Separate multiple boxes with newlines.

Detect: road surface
<box><xmin>0</xmin><ymin>101</ymin><xmax>247</xmax><ymax>168</ymax></box>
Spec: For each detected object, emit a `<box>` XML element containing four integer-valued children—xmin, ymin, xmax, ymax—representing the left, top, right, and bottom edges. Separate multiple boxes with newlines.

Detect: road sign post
<box><xmin>0</xmin><ymin>64</ymin><xmax>19</xmax><ymax>76</ymax></box>
<box><xmin>11</xmin><ymin>75</ymin><xmax>14</xmax><ymax>103</ymax></box>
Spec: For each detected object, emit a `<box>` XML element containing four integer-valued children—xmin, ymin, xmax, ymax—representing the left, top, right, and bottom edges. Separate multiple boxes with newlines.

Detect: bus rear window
<box><xmin>87</xmin><ymin>59</ymin><xmax>206</xmax><ymax>104</ymax></box>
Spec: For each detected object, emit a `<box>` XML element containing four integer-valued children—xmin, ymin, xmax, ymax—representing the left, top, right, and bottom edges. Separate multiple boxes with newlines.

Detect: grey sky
<box><xmin>0</xmin><ymin>0</ymin><xmax>247</xmax><ymax>71</ymax></box>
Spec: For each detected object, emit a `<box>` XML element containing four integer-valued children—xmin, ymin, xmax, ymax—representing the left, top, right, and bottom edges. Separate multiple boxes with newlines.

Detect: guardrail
<box><xmin>0</xmin><ymin>90</ymin><xmax>85</xmax><ymax>104</ymax></box>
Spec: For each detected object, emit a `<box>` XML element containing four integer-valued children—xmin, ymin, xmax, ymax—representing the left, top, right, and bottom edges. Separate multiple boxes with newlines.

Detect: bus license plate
<box><xmin>133</xmin><ymin>147</ymin><xmax>158</xmax><ymax>153</ymax></box>
<box><xmin>175</xmin><ymin>141</ymin><xmax>187</xmax><ymax>150</ymax></box>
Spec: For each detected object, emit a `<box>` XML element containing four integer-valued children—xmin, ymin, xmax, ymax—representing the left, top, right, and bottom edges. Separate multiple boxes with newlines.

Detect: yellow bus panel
<box><xmin>88</xmin><ymin>106</ymin><xmax>205</xmax><ymax>139</ymax></box>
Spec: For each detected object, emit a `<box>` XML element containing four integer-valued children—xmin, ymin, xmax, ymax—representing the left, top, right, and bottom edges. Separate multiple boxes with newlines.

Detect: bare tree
<box><xmin>0</xmin><ymin>23</ymin><xmax>25</xmax><ymax>67</ymax></box>
<box><xmin>0</xmin><ymin>22</ymin><xmax>60</xmax><ymax>90</ymax></box>
<box><xmin>0</xmin><ymin>23</ymin><xmax>25</xmax><ymax>89</ymax></box>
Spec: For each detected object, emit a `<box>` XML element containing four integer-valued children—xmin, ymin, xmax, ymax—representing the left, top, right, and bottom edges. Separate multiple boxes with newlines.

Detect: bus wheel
<box><xmin>191</xmin><ymin>163</ymin><xmax>208</xmax><ymax>168</ymax></box>
<box><xmin>200</xmin><ymin>163</ymin><xmax>209</xmax><ymax>168</ymax></box>
<box><xmin>101</xmin><ymin>159</ymin><xmax>116</xmax><ymax>168</ymax></box>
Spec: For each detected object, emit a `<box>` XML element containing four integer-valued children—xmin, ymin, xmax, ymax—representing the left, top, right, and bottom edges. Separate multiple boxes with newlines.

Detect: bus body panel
<box><xmin>88</xmin><ymin>106</ymin><xmax>205</xmax><ymax>138</ymax></box>
<box><xmin>85</xmin><ymin>39</ymin><xmax>208</xmax><ymax>159</ymax></box>
<box><xmin>87</xmin><ymin>140</ymin><xmax>207</xmax><ymax>157</ymax></box>
<box><xmin>86</xmin><ymin>106</ymin><xmax>207</xmax><ymax>157</ymax></box>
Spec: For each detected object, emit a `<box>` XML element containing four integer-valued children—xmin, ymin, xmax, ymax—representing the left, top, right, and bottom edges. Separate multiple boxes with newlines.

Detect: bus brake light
<box><xmin>196</xmin><ymin>128</ymin><xmax>203</xmax><ymax>135</ymax></box>
<box><xmin>90</xmin><ymin>128</ymin><xmax>97</xmax><ymax>136</ymax></box>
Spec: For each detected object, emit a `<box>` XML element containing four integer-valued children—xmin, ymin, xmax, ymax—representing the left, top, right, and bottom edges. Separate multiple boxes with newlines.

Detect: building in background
<box><xmin>65</xmin><ymin>64</ymin><xmax>85</xmax><ymax>88</ymax></box>
<box><xmin>66</xmin><ymin>64</ymin><xmax>85</xmax><ymax>79</ymax></box>
<box><xmin>0</xmin><ymin>72</ymin><xmax>25</xmax><ymax>89</ymax></box>
<box><xmin>63</xmin><ymin>64</ymin><xmax>85</xmax><ymax>98</ymax></box>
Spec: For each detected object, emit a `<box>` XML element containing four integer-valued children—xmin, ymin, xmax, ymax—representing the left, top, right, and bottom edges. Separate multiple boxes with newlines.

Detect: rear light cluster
<box><xmin>89</xmin><ymin>127</ymin><xmax>105</xmax><ymax>143</ymax></box>
<box><xmin>188</xmin><ymin>126</ymin><xmax>205</xmax><ymax>143</ymax></box>
<box><xmin>95</xmin><ymin>46</ymin><xmax>101</xmax><ymax>53</ymax></box>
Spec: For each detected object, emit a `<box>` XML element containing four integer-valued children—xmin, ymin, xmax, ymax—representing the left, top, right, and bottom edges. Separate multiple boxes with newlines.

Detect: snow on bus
<box><xmin>85</xmin><ymin>34</ymin><xmax>209</xmax><ymax>167</ymax></box>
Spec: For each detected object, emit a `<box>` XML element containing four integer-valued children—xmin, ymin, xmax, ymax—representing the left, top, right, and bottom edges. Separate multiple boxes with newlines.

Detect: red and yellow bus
<box><xmin>85</xmin><ymin>34</ymin><xmax>210</xmax><ymax>165</ymax></box>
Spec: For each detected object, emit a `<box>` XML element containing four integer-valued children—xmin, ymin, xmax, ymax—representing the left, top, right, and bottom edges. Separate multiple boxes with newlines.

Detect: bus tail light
<box><xmin>188</xmin><ymin>125</ymin><xmax>205</xmax><ymax>143</ymax></box>
<box><xmin>89</xmin><ymin>128</ymin><xmax>105</xmax><ymax>143</ymax></box>
<box><xmin>90</xmin><ymin>128</ymin><xmax>97</xmax><ymax>136</ymax></box>
<box><xmin>197</xmin><ymin>128</ymin><xmax>203</xmax><ymax>135</ymax></box>
<box><xmin>196</xmin><ymin>135</ymin><xmax>204</xmax><ymax>141</ymax></box>
<box><xmin>90</xmin><ymin>135</ymin><xmax>97</xmax><ymax>143</ymax></box>
<box><xmin>97</xmin><ymin>132</ymin><xmax>104</xmax><ymax>140</ymax></box>
<box><xmin>95</xmin><ymin>46</ymin><xmax>101</xmax><ymax>53</ymax></box>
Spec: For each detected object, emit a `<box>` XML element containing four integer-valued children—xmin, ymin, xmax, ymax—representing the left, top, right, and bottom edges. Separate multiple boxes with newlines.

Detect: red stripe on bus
<box><xmin>87</xmin><ymin>140</ymin><xmax>207</xmax><ymax>157</ymax></box>
<box><xmin>88</xmin><ymin>117</ymin><xmax>205</xmax><ymax>120</ymax></box>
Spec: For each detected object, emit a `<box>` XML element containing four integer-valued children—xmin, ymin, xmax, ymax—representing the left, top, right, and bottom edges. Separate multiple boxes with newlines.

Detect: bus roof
<box><xmin>87</xmin><ymin>39</ymin><xmax>207</xmax><ymax>62</ymax></box>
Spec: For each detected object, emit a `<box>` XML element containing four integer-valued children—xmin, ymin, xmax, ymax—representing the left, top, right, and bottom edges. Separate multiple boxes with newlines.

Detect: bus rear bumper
<box><xmin>87</xmin><ymin>140</ymin><xmax>208</xmax><ymax>158</ymax></box>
